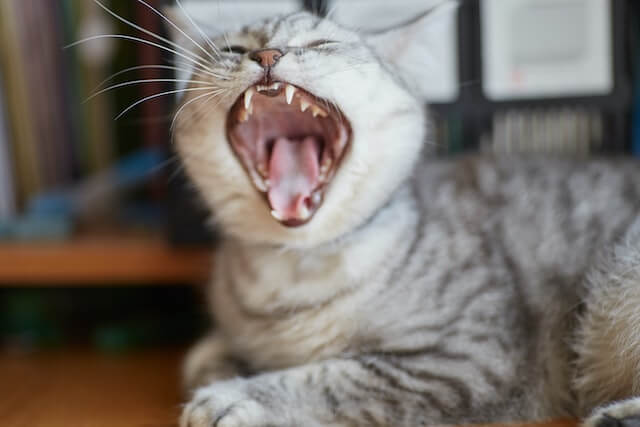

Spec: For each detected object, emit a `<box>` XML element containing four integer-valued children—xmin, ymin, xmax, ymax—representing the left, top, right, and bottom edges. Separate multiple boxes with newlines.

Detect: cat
<box><xmin>158</xmin><ymin>2</ymin><xmax>640</xmax><ymax>426</ymax></box>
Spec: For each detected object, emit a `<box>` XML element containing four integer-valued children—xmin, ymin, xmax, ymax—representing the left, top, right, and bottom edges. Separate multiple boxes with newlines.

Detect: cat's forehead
<box><xmin>230</xmin><ymin>12</ymin><xmax>342</xmax><ymax>46</ymax></box>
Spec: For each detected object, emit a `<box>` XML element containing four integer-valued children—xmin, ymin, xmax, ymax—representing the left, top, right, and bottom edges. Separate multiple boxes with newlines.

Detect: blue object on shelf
<box><xmin>0</xmin><ymin>147</ymin><xmax>165</xmax><ymax>241</ymax></box>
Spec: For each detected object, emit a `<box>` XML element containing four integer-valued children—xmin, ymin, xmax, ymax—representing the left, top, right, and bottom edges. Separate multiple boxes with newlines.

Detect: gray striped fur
<box><xmin>165</xmin><ymin>6</ymin><xmax>640</xmax><ymax>427</ymax></box>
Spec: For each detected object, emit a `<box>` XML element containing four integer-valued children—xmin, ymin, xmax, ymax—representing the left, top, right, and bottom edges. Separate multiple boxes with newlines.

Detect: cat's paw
<box><xmin>180</xmin><ymin>379</ymin><xmax>274</xmax><ymax>427</ymax></box>
<box><xmin>583</xmin><ymin>397</ymin><xmax>640</xmax><ymax>427</ymax></box>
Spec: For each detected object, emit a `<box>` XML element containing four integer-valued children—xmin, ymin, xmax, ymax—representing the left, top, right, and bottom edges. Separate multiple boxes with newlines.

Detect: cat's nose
<box><xmin>249</xmin><ymin>48</ymin><xmax>284</xmax><ymax>68</ymax></box>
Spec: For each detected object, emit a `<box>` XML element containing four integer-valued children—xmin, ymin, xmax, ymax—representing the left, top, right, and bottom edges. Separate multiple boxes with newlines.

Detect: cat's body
<box><xmin>155</xmin><ymin>3</ymin><xmax>640</xmax><ymax>426</ymax></box>
<box><xmin>183</xmin><ymin>155</ymin><xmax>640</xmax><ymax>426</ymax></box>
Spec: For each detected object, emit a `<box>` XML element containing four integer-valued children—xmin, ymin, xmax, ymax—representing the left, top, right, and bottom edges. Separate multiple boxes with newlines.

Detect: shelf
<box><xmin>0</xmin><ymin>347</ymin><xmax>184</xmax><ymax>427</ymax></box>
<box><xmin>0</xmin><ymin>346</ymin><xmax>579</xmax><ymax>427</ymax></box>
<box><xmin>0</xmin><ymin>234</ymin><xmax>212</xmax><ymax>285</ymax></box>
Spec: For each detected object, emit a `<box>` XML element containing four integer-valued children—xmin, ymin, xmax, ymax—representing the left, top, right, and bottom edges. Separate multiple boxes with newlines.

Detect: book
<box><xmin>0</xmin><ymin>70</ymin><xmax>15</xmax><ymax>219</ymax></box>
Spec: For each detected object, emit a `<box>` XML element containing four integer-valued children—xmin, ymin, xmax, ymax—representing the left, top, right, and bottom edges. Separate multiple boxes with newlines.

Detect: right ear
<box><xmin>366</xmin><ymin>0</ymin><xmax>459</xmax><ymax>101</ymax></box>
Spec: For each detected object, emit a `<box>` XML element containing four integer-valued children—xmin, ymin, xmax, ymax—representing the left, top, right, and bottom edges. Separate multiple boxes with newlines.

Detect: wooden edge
<box><xmin>0</xmin><ymin>235</ymin><xmax>213</xmax><ymax>285</ymax></box>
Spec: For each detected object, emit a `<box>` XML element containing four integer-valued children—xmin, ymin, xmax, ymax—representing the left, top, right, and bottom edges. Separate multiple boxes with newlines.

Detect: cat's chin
<box><xmin>226</xmin><ymin>81</ymin><xmax>351</xmax><ymax>228</ymax></box>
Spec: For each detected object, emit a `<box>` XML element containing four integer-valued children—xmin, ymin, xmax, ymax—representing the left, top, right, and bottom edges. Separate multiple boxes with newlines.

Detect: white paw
<box><xmin>180</xmin><ymin>379</ymin><xmax>273</xmax><ymax>427</ymax></box>
<box><xmin>583</xmin><ymin>397</ymin><xmax>640</xmax><ymax>427</ymax></box>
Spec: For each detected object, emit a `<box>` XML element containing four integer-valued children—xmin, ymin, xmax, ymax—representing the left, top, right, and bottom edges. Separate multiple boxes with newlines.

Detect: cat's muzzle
<box><xmin>226</xmin><ymin>82</ymin><xmax>351</xmax><ymax>227</ymax></box>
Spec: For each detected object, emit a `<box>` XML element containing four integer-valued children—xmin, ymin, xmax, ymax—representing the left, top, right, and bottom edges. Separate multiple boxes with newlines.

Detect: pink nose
<box><xmin>249</xmin><ymin>48</ymin><xmax>284</xmax><ymax>68</ymax></box>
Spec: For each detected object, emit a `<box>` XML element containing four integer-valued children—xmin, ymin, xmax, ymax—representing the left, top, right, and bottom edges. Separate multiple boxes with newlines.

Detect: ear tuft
<box><xmin>367</xmin><ymin>0</ymin><xmax>459</xmax><ymax>101</ymax></box>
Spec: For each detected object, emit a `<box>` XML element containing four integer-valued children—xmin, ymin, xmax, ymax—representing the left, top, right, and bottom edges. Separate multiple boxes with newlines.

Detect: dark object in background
<box><xmin>166</xmin><ymin>160</ymin><xmax>215</xmax><ymax>247</ymax></box>
<box><xmin>0</xmin><ymin>285</ymin><xmax>208</xmax><ymax>353</ymax></box>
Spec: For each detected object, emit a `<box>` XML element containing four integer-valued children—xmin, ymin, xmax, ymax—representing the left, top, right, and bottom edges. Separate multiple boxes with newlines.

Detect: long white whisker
<box><xmin>171</xmin><ymin>89</ymin><xmax>234</xmax><ymax>136</ymax></box>
<box><xmin>171</xmin><ymin>89</ymin><xmax>224</xmax><ymax>132</ymax></box>
<box><xmin>66</xmin><ymin>35</ymin><xmax>220</xmax><ymax>77</ymax></box>
<box><xmin>175</xmin><ymin>0</ymin><xmax>226</xmax><ymax>65</ymax></box>
<box><xmin>115</xmin><ymin>86</ymin><xmax>223</xmax><ymax>120</ymax></box>
<box><xmin>85</xmin><ymin>78</ymin><xmax>216</xmax><ymax>102</ymax></box>
<box><xmin>91</xmin><ymin>0</ymin><xmax>218</xmax><ymax>71</ymax></box>
<box><xmin>133</xmin><ymin>0</ymin><xmax>223</xmax><ymax>65</ymax></box>
<box><xmin>93</xmin><ymin>65</ymin><xmax>212</xmax><ymax>91</ymax></box>
<box><xmin>166</xmin><ymin>58</ymin><xmax>230</xmax><ymax>82</ymax></box>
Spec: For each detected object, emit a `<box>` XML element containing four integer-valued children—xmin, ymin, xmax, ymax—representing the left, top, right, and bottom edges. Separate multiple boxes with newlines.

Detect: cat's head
<box><xmin>168</xmin><ymin>2</ymin><xmax>457</xmax><ymax>247</ymax></box>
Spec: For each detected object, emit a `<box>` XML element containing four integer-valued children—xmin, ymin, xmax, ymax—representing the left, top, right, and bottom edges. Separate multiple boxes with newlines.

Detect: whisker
<box><xmin>93</xmin><ymin>65</ymin><xmax>210</xmax><ymax>91</ymax></box>
<box><xmin>91</xmin><ymin>0</ymin><xmax>218</xmax><ymax>72</ymax></box>
<box><xmin>172</xmin><ymin>89</ymin><xmax>235</xmax><ymax>134</ymax></box>
<box><xmin>135</xmin><ymin>0</ymin><xmax>226</xmax><ymax>67</ymax></box>
<box><xmin>115</xmin><ymin>86</ymin><xmax>223</xmax><ymax>120</ymax></box>
<box><xmin>175</xmin><ymin>0</ymin><xmax>226</xmax><ymax>65</ymax></box>
<box><xmin>167</xmin><ymin>58</ymin><xmax>230</xmax><ymax>82</ymax></box>
<box><xmin>85</xmin><ymin>78</ymin><xmax>217</xmax><ymax>103</ymax></box>
<box><xmin>170</xmin><ymin>89</ymin><xmax>225</xmax><ymax>132</ymax></box>
<box><xmin>66</xmin><ymin>34</ymin><xmax>222</xmax><ymax>78</ymax></box>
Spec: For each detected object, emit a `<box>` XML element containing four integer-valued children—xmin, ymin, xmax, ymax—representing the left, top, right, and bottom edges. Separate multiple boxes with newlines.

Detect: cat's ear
<box><xmin>366</xmin><ymin>0</ymin><xmax>459</xmax><ymax>101</ymax></box>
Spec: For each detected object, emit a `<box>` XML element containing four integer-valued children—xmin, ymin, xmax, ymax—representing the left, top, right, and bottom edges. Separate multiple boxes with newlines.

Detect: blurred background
<box><xmin>0</xmin><ymin>0</ymin><xmax>638</xmax><ymax>355</ymax></box>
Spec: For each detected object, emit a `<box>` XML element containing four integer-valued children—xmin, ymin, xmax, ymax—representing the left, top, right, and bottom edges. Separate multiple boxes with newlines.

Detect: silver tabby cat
<box><xmin>162</xmin><ymin>2</ymin><xmax>640</xmax><ymax>426</ymax></box>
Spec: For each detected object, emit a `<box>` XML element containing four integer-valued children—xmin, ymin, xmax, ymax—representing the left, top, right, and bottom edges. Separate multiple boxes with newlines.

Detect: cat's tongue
<box><xmin>268</xmin><ymin>136</ymin><xmax>319</xmax><ymax>221</ymax></box>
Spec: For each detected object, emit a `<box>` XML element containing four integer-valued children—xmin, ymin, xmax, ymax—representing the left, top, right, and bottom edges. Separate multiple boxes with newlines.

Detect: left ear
<box><xmin>367</xmin><ymin>0</ymin><xmax>459</xmax><ymax>101</ymax></box>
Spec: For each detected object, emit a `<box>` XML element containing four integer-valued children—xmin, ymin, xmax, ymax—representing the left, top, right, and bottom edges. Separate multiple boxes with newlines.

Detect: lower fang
<box><xmin>311</xmin><ymin>106</ymin><xmax>327</xmax><ymax>118</ymax></box>
<box><xmin>271</xmin><ymin>210</ymin><xmax>284</xmax><ymax>221</ymax></box>
<box><xmin>239</xmin><ymin>110</ymin><xmax>249</xmax><ymax>122</ymax></box>
<box><xmin>312</xmin><ymin>192</ymin><xmax>321</xmax><ymax>204</ymax></box>
<box><xmin>298</xmin><ymin>205</ymin><xmax>311</xmax><ymax>220</ymax></box>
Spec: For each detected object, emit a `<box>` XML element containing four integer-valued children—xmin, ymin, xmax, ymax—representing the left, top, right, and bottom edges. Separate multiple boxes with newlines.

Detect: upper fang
<box><xmin>244</xmin><ymin>87</ymin><xmax>255</xmax><ymax>110</ymax></box>
<box><xmin>285</xmin><ymin>85</ymin><xmax>296</xmax><ymax>104</ymax></box>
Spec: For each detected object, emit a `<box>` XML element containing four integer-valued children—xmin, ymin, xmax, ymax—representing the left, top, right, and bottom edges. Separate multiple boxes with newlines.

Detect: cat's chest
<box><xmin>210</xmin><ymin>244</ymin><xmax>365</xmax><ymax>370</ymax></box>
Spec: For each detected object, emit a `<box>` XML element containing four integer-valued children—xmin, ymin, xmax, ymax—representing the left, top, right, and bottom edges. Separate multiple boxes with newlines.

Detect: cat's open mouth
<box><xmin>227</xmin><ymin>82</ymin><xmax>351</xmax><ymax>227</ymax></box>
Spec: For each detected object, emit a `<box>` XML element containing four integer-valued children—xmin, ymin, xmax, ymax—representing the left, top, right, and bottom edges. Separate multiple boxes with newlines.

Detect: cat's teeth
<box><xmin>285</xmin><ymin>85</ymin><xmax>296</xmax><ymax>104</ymax></box>
<box><xmin>312</xmin><ymin>191</ymin><xmax>321</xmax><ymax>205</ymax></box>
<box><xmin>311</xmin><ymin>105</ymin><xmax>327</xmax><ymax>118</ymax></box>
<box><xmin>244</xmin><ymin>87</ymin><xmax>255</xmax><ymax>110</ymax></box>
<box><xmin>320</xmin><ymin>157</ymin><xmax>332</xmax><ymax>174</ymax></box>
<box><xmin>254</xmin><ymin>177</ymin><xmax>267</xmax><ymax>192</ymax></box>
<box><xmin>298</xmin><ymin>205</ymin><xmax>311</xmax><ymax>220</ymax></box>
<box><xmin>271</xmin><ymin>210</ymin><xmax>284</xmax><ymax>221</ymax></box>
<box><xmin>300</xmin><ymin>99</ymin><xmax>310</xmax><ymax>112</ymax></box>
<box><xmin>239</xmin><ymin>109</ymin><xmax>249</xmax><ymax>122</ymax></box>
<box><xmin>256</xmin><ymin>82</ymin><xmax>281</xmax><ymax>93</ymax></box>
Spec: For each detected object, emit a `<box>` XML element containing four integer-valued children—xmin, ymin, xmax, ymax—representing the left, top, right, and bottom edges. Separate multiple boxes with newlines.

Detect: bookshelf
<box><xmin>0</xmin><ymin>232</ymin><xmax>212</xmax><ymax>285</ymax></box>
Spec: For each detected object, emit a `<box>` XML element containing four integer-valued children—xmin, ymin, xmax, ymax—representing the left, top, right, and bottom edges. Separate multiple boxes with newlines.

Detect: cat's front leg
<box><xmin>181</xmin><ymin>356</ymin><xmax>450</xmax><ymax>427</ymax></box>
<box><xmin>583</xmin><ymin>397</ymin><xmax>640</xmax><ymax>427</ymax></box>
<box><xmin>183</xmin><ymin>332</ymin><xmax>247</xmax><ymax>391</ymax></box>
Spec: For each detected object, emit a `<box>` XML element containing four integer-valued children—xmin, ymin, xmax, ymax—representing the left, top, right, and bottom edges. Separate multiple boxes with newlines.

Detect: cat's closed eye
<box><xmin>305</xmin><ymin>39</ymin><xmax>338</xmax><ymax>48</ymax></box>
<box><xmin>222</xmin><ymin>45</ymin><xmax>248</xmax><ymax>54</ymax></box>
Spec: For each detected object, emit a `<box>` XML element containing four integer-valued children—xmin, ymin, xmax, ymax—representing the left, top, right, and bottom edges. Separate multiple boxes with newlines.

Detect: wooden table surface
<box><xmin>0</xmin><ymin>347</ymin><xmax>185</xmax><ymax>427</ymax></box>
<box><xmin>0</xmin><ymin>347</ymin><xmax>578</xmax><ymax>427</ymax></box>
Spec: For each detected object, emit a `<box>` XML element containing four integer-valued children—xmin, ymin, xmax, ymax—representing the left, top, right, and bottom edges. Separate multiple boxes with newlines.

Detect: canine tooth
<box><xmin>312</xmin><ymin>192</ymin><xmax>321</xmax><ymax>204</ymax></box>
<box><xmin>320</xmin><ymin>157</ymin><xmax>332</xmax><ymax>173</ymax></box>
<box><xmin>311</xmin><ymin>106</ymin><xmax>327</xmax><ymax>118</ymax></box>
<box><xmin>285</xmin><ymin>85</ymin><xmax>296</xmax><ymax>104</ymax></box>
<box><xmin>244</xmin><ymin>87</ymin><xmax>255</xmax><ymax>110</ymax></box>
<box><xmin>300</xmin><ymin>99</ymin><xmax>310</xmax><ymax>112</ymax></box>
<box><xmin>298</xmin><ymin>205</ymin><xmax>311</xmax><ymax>220</ymax></box>
<box><xmin>254</xmin><ymin>177</ymin><xmax>267</xmax><ymax>192</ymax></box>
<box><xmin>271</xmin><ymin>210</ymin><xmax>284</xmax><ymax>221</ymax></box>
<box><xmin>239</xmin><ymin>110</ymin><xmax>249</xmax><ymax>122</ymax></box>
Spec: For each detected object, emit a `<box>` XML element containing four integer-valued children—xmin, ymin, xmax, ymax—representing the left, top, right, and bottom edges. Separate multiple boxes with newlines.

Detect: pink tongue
<box><xmin>268</xmin><ymin>136</ymin><xmax>319</xmax><ymax>221</ymax></box>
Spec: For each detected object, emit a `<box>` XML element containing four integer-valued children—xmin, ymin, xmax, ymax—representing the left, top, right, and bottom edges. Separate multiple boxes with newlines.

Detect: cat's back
<box><xmin>413</xmin><ymin>154</ymin><xmax>640</xmax><ymax>297</ymax></box>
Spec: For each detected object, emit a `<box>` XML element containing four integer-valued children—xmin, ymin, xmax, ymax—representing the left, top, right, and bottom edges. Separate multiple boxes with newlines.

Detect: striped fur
<box><xmin>166</xmin><ymin>6</ymin><xmax>640</xmax><ymax>427</ymax></box>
